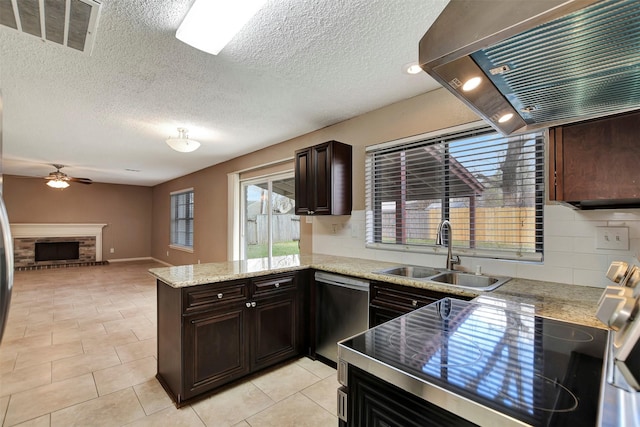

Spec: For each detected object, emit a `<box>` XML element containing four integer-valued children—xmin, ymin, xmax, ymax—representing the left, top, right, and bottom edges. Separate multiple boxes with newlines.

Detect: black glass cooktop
<box><xmin>340</xmin><ymin>298</ymin><xmax>608</xmax><ymax>426</ymax></box>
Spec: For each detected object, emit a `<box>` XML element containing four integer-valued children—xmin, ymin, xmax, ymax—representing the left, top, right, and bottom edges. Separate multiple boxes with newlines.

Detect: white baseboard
<box><xmin>149</xmin><ymin>257</ymin><xmax>173</xmax><ymax>266</ymax></box>
<box><xmin>107</xmin><ymin>257</ymin><xmax>170</xmax><ymax>265</ymax></box>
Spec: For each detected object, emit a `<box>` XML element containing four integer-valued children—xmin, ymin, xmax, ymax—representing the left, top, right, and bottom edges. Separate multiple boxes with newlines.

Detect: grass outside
<box><xmin>246</xmin><ymin>240</ymin><xmax>300</xmax><ymax>259</ymax></box>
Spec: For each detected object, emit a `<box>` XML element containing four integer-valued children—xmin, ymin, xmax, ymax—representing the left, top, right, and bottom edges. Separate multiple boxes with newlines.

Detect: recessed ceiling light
<box><xmin>498</xmin><ymin>113</ymin><xmax>514</xmax><ymax>123</ymax></box>
<box><xmin>403</xmin><ymin>62</ymin><xmax>422</xmax><ymax>75</ymax></box>
<box><xmin>462</xmin><ymin>76</ymin><xmax>482</xmax><ymax>91</ymax></box>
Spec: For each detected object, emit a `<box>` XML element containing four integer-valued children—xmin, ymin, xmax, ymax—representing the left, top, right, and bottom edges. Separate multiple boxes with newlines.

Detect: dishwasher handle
<box><xmin>315</xmin><ymin>271</ymin><xmax>369</xmax><ymax>292</ymax></box>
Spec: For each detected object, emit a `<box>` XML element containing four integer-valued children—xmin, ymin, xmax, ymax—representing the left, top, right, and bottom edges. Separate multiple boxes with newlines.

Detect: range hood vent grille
<box><xmin>420</xmin><ymin>0</ymin><xmax>640</xmax><ymax>135</ymax></box>
<box><xmin>0</xmin><ymin>0</ymin><xmax>102</xmax><ymax>55</ymax></box>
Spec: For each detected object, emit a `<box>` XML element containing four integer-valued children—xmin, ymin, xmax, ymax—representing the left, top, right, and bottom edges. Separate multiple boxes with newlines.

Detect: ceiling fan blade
<box><xmin>69</xmin><ymin>177</ymin><xmax>93</xmax><ymax>184</ymax></box>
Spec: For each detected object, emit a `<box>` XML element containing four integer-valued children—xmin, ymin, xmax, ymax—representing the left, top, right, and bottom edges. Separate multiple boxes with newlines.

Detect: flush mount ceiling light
<box><xmin>176</xmin><ymin>0</ymin><xmax>268</xmax><ymax>55</ymax></box>
<box><xmin>166</xmin><ymin>128</ymin><xmax>201</xmax><ymax>153</ymax></box>
<box><xmin>46</xmin><ymin>179</ymin><xmax>70</xmax><ymax>189</ymax></box>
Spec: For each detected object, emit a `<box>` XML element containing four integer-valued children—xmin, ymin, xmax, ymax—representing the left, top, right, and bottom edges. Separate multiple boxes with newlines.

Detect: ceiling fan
<box><xmin>44</xmin><ymin>164</ymin><xmax>93</xmax><ymax>188</ymax></box>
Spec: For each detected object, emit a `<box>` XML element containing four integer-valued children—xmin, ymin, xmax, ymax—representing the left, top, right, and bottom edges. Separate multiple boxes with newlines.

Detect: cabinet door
<box><xmin>251</xmin><ymin>291</ymin><xmax>299</xmax><ymax>371</ymax></box>
<box><xmin>550</xmin><ymin>111</ymin><xmax>640</xmax><ymax>203</ymax></box>
<box><xmin>348</xmin><ymin>365</ymin><xmax>476</xmax><ymax>427</ymax></box>
<box><xmin>183</xmin><ymin>305</ymin><xmax>250</xmax><ymax>400</ymax></box>
<box><xmin>294</xmin><ymin>141</ymin><xmax>352</xmax><ymax>215</ymax></box>
<box><xmin>294</xmin><ymin>148</ymin><xmax>312</xmax><ymax>215</ymax></box>
<box><xmin>311</xmin><ymin>142</ymin><xmax>332</xmax><ymax>215</ymax></box>
<box><xmin>369</xmin><ymin>306</ymin><xmax>407</xmax><ymax>328</ymax></box>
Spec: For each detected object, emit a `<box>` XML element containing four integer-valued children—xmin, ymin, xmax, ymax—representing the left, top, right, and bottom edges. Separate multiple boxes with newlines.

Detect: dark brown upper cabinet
<box><xmin>295</xmin><ymin>140</ymin><xmax>352</xmax><ymax>215</ymax></box>
<box><xmin>549</xmin><ymin>110</ymin><xmax>640</xmax><ymax>209</ymax></box>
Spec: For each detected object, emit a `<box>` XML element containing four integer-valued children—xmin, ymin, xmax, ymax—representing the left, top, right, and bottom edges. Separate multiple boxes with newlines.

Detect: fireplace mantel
<box><xmin>10</xmin><ymin>223</ymin><xmax>107</xmax><ymax>261</ymax></box>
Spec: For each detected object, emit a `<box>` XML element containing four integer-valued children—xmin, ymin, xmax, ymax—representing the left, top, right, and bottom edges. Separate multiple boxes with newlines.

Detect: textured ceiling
<box><xmin>0</xmin><ymin>0</ymin><xmax>448</xmax><ymax>186</ymax></box>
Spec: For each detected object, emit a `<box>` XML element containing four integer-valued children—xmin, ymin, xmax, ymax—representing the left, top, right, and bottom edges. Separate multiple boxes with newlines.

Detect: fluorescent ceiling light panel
<box><xmin>176</xmin><ymin>0</ymin><xmax>267</xmax><ymax>55</ymax></box>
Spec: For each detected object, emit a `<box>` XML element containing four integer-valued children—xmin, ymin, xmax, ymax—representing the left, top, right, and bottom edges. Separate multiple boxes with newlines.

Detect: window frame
<box><xmin>170</xmin><ymin>188</ymin><xmax>194</xmax><ymax>252</ymax></box>
<box><xmin>365</xmin><ymin>122</ymin><xmax>544</xmax><ymax>262</ymax></box>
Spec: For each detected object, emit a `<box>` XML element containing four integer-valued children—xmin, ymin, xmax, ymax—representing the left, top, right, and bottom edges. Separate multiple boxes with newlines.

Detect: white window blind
<box><xmin>171</xmin><ymin>189</ymin><xmax>194</xmax><ymax>249</ymax></box>
<box><xmin>365</xmin><ymin>125</ymin><xmax>544</xmax><ymax>260</ymax></box>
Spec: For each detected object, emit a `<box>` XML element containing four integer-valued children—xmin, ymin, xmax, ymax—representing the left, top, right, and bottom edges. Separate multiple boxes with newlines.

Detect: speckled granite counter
<box><xmin>149</xmin><ymin>253</ymin><xmax>606</xmax><ymax>329</ymax></box>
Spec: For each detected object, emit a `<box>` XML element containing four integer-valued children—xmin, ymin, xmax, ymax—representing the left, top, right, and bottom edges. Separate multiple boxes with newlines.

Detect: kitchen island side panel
<box><xmin>156</xmin><ymin>280</ymin><xmax>183</xmax><ymax>403</ymax></box>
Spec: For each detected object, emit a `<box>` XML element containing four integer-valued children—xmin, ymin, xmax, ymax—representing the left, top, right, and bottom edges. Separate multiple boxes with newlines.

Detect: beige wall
<box><xmin>4</xmin><ymin>175</ymin><xmax>152</xmax><ymax>260</ymax></box>
<box><xmin>151</xmin><ymin>88</ymin><xmax>478</xmax><ymax>264</ymax></box>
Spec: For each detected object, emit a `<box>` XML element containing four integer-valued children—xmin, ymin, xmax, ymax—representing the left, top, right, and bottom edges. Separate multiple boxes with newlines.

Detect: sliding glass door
<box><xmin>241</xmin><ymin>173</ymin><xmax>299</xmax><ymax>262</ymax></box>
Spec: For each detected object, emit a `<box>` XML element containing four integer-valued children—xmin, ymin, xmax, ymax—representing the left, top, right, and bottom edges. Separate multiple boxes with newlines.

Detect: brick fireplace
<box><xmin>10</xmin><ymin>223</ymin><xmax>107</xmax><ymax>269</ymax></box>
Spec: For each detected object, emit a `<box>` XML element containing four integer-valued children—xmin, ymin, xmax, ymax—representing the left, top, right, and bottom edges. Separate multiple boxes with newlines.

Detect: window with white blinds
<box><xmin>170</xmin><ymin>189</ymin><xmax>194</xmax><ymax>249</ymax></box>
<box><xmin>365</xmin><ymin>125</ymin><xmax>544</xmax><ymax>261</ymax></box>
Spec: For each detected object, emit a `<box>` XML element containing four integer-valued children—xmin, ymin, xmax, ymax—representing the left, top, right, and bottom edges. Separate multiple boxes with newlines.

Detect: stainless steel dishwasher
<box><xmin>315</xmin><ymin>271</ymin><xmax>369</xmax><ymax>365</ymax></box>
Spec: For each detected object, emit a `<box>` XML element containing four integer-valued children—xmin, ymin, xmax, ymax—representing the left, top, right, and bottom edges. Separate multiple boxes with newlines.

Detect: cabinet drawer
<box><xmin>184</xmin><ymin>281</ymin><xmax>249</xmax><ymax>313</ymax></box>
<box><xmin>370</xmin><ymin>281</ymin><xmax>467</xmax><ymax>313</ymax></box>
<box><xmin>253</xmin><ymin>273</ymin><xmax>296</xmax><ymax>296</ymax></box>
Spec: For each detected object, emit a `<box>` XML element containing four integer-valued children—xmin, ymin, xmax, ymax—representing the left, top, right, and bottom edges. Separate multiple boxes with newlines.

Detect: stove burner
<box><xmin>495</xmin><ymin>374</ymin><xmax>579</xmax><ymax>413</ymax></box>
<box><xmin>388</xmin><ymin>330</ymin><xmax>483</xmax><ymax>367</ymax></box>
<box><xmin>541</xmin><ymin>324</ymin><xmax>594</xmax><ymax>343</ymax></box>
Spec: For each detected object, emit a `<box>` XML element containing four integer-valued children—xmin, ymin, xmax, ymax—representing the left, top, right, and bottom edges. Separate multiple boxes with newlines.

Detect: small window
<box><xmin>365</xmin><ymin>125</ymin><xmax>544</xmax><ymax>261</ymax></box>
<box><xmin>170</xmin><ymin>189</ymin><xmax>194</xmax><ymax>250</ymax></box>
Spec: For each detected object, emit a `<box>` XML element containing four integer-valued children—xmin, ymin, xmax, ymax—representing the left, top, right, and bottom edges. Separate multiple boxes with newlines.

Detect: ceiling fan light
<box><xmin>176</xmin><ymin>0</ymin><xmax>267</xmax><ymax>55</ymax></box>
<box><xmin>47</xmin><ymin>179</ymin><xmax>70</xmax><ymax>189</ymax></box>
<box><xmin>166</xmin><ymin>128</ymin><xmax>201</xmax><ymax>153</ymax></box>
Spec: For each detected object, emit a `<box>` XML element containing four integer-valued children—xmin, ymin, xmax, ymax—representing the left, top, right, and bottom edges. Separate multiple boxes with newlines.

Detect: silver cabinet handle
<box><xmin>411</xmin><ymin>300</ymin><xmax>418</xmax><ymax>307</ymax></box>
<box><xmin>274</xmin><ymin>283</ymin><xmax>280</xmax><ymax>288</ymax></box>
<box><xmin>246</xmin><ymin>302</ymin><xmax>251</xmax><ymax>308</ymax></box>
<box><xmin>217</xmin><ymin>293</ymin><xmax>223</xmax><ymax>299</ymax></box>
<box><xmin>308</xmin><ymin>210</ymin><xmax>314</xmax><ymax>215</ymax></box>
<box><xmin>251</xmin><ymin>302</ymin><xmax>257</xmax><ymax>308</ymax></box>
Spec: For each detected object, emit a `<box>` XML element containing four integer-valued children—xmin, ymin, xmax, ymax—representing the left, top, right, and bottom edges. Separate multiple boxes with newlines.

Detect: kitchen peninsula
<box><xmin>149</xmin><ymin>254</ymin><xmax>606</xmax><ymax>406</ymax></box>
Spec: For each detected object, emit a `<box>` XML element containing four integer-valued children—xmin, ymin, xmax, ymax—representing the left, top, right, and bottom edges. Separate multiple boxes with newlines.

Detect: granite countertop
<box><xmin>149</xmin><ymin>253</ymin><xmax>606</xmax><ymax>329</ymax></box>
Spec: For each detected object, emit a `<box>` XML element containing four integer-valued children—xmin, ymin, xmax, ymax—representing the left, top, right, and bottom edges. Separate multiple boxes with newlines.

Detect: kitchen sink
<box><xmin>429</xmin><ymin>272</ymin><xmax>510</xmax><ymax>291</ymax></box>
<box><xmin>374</xmin><ymin>265</ymin><xmax>510</xmax><ymax>291</ymax></box>
<box><xmin>375</xmin><ymin>265</ymin><xmax>443</xmax><ymax>279</ymax></box>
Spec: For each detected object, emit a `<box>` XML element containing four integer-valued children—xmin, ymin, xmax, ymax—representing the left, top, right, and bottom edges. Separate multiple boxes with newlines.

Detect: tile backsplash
<box><xmin>311</xmin><ymin>205</ymin><xmax>640</xmax><ymax>288</ymax></box>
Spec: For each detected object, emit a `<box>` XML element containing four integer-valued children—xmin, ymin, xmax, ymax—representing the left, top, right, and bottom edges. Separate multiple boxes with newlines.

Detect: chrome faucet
<box><xmin>436</xmin><ymin>220</ymin><xmax>460</xmax><ymax>270</ymax></box>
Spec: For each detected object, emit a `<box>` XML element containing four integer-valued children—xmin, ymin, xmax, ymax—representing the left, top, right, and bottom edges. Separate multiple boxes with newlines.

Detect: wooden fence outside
<box><xmin>382</xmin><ymin>207</ymin><xmax>536</xmax><ymax>248</ymax></box>
<box><xmin>247</xmin><ymin>214</ymin><xmax>300</xmax><ymax>245</ymax></box>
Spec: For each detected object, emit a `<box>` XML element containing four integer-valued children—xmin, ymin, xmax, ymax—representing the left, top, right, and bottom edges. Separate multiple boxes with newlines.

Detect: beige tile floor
<box><xmin>0</xmin><ymin>261</ymin><xmax>339</xmax><ymax>427</ymax></box>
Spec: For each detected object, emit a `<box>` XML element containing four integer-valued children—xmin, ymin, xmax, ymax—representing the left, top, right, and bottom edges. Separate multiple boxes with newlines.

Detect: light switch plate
<box><xmin>596</xmin><ymin>226</ymin><xmax>629</xmax><ymax>250</ymax></box>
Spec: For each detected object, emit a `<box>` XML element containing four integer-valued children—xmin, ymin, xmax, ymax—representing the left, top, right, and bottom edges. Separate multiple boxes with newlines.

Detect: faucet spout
<box><xmin>436</xmin><ymin>220</ymin><xmax>460</xmax><ymax>270</ymax></box>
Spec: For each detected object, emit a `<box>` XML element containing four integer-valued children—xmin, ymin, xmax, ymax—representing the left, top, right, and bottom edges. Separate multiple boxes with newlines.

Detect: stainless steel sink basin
<box><xmin>429</xmin><ymin>272</ymin><xmax>510</xmax><ymax>291</ymax></box>
<box><xmin>374</xmin><ymin>265</ymin><xmax>510</xmax><ymax>292</ymax></box>
<box><xmin>375</xmin><ymin>265</ymin><xmax>443</xmax><ymax>279</ymax></box>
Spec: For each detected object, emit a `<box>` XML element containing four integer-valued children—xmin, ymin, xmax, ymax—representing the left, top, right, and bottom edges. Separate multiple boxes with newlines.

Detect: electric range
<box><xmin>338</xmin><ymin>298</ymin><xmax>609</xmax><ymax>426</ymax></box>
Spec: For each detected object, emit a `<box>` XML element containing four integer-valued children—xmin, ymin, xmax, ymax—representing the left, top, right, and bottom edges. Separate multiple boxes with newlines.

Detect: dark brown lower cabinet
<box><xmin>157</xmin><ymin>272</ymin><xmax>303</xmax><ymax>406</ymax></box>
<box><xmin>347</xmin><ymin>365</ymin><xmax>476</xmax><ymax>426</ymax></box>
<box><xmin>183</xmin><ymin>305</ymin><xmax>250</xmax><ymax>401</ymax></box>
<box><xmin>252</xmin><ymin>291</ymin><xmax>298</xmax><ymax>371</ymax></box>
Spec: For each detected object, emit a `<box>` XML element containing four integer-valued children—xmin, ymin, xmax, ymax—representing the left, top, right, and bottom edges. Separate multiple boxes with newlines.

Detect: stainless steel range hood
<box><xmin>419</xmin><ymin>0</ymin><xmax>640</xmax><ymax>135</ymax></box>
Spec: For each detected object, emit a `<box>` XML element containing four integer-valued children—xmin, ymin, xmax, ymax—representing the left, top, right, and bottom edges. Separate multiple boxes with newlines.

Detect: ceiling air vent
<box><xmin>0</xmin><ymin>0</ymin><xmax>102</xmax><ymax>55</ymax></box>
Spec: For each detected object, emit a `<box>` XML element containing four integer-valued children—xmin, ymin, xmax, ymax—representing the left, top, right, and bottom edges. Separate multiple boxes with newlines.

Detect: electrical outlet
<box><xmin>109</xmin><ymin>248</ymin><xmax>114</xmax><ymax>253</ymax></box>
<box><xmin>166</xmin><ymin>251</ymin><xmax>169</xmax><ymax>256</ymax></box>
<box><xmin>596</xmin><ymin>227</ymin><xmax>629</xmax><ymax>250</ymax></box>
